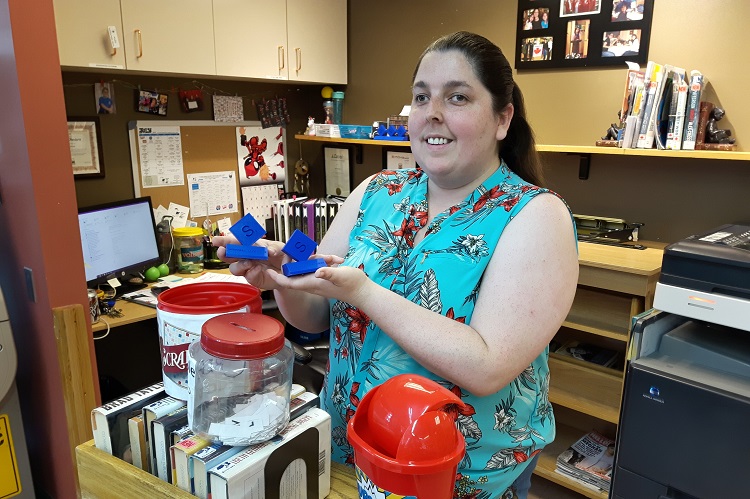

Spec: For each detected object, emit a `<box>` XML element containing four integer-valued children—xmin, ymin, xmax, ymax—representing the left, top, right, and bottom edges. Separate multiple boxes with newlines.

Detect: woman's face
<box><xmin>408</xmin><ymin>50</ymin><xmax>511</xmax><ymax>189</ymax></box>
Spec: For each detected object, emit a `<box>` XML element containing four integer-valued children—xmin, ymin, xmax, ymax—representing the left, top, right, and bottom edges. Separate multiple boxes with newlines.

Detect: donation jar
<box><xmin>173</xmin><ymin>227</ymin><xmax>205</xmax><ymax>273</ymax></box>
<box><xmin>157</xmin><ymin>283</ymin><xmax>262</xmax><ymax>400</ymax></box>
<box><xmin>187</xmin><ymin>312</ymin><xmax>294</xmax><ymax>446</ymax></box>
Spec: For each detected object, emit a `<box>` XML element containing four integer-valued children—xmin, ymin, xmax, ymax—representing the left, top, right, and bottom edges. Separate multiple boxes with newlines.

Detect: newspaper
<box><xmin>556</xmin><ymin>430</ymin><xmax>615</xmax><ymax>491</ymax></box>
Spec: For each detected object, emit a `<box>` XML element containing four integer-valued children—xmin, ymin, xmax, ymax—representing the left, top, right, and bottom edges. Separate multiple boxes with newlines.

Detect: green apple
<box><xmin>144</xmin><ymin>266</ymin><xmax>161</xmax><ymax>282</ymax></box>
<box><xmin>157</xmin><ymin>263</ymin><xmax>170</xmax><ymax>277</ymax></box>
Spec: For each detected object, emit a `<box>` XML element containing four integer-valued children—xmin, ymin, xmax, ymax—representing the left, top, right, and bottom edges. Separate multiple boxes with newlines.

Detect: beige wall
<box><xmin>345</xmin><ymin>0</ymin><xmax>750</xmax><ymax>242</ymax></box>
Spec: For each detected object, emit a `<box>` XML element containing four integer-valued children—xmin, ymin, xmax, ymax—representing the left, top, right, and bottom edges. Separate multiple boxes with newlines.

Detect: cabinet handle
<box><xmin>136</xmin><ymin>29</ymin><xmax>142</xmax><ymax>58</ymax></box>
<box><xmin>278</xmin><ymin>46</ymin><xmax>285</xmax><ymax>71</ymax></box>
<box><xmin>295</xmin><ymin>48</ymin><xmax>302</xmax><ymax>73</ymax></box>
<box><xmin>111</xmin><ymin>47</ymin><xmax>117</xmax><ymax>57</ymax></box>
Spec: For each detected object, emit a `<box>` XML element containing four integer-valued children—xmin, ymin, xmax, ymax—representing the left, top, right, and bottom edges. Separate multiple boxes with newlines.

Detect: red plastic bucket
<box><xmin>156</xmin><ymin>282</ymin><xmax>262</xmax><ymax>399</ymax></box>
<box><xmin>347</xmin><ymin>374</ymin><xmax>467</xmax><ymax>499</ymax></box>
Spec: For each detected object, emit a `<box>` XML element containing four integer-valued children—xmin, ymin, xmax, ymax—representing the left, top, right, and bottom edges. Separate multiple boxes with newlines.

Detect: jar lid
<box><xmin>332</xmin><ymin>91</ymin><xmax>345</xmax><ymax>99</ymax></box>
<box><xmin>173</xmin><ymin>227</ymin><xmax>204</xmax><ymax>237</ymax></box>
<box><xmin>200</xmin><ymin>312</ymin><xmax>285</xmax><ymax>360</ymax></box>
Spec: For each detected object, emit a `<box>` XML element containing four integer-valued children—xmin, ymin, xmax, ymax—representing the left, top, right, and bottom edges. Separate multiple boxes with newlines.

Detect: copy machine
<box><xmin>611</xmin><ymin>224</ymin><xmax>750</xmax><ymax>499</ymax></box>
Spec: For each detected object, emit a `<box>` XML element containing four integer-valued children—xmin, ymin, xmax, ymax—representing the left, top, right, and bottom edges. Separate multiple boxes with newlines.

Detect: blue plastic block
<box><xmin>229</xmin><ymin>214</ymin><xmax>266</xmax><ymax>246</ymax></box>
<box><xmin>225</xmin><ymin>244</ymin><xmax>268</xmax><ymax>260</ymax></box>
<box><xmin>282</xmin><ymin>230</ymin><xmax>317</xmax><ymax>261</ymax></box>
<box><xmin>282</xmin><ymin>258</ymin><xmax>327</xmax><ymax>277</ymax></box>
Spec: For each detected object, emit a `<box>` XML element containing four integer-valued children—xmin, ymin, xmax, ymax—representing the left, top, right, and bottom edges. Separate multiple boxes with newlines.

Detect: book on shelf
<box><xmin>556</xmin><ymin>430</ymin><xmax>615</xmax><ymax>491</ymax></box>
<box><xmin>169</xmin><ymin>424</ymin><xmax>194</xmax><ymax>483</ymax></box>
<box><xmin>654</xmin><ymin>66</ymin><xmax>685</xmax><ymax>150</ymax></box>
<box><xmin>209</xmin><ymin>408</ymin><xmax>332</xmax><ymax>499</ymax></box>
<box><xmin>637</xmin><ymin>61</ymin><xmax>666</xmax><ymax>149</ymax></box>
<box><xmin>172</xmin><ymin>433</ymin><xmax>212</xmax><ymax>493</ymax></box>
<box><xmin>554</xmin><ymin>340</ymin><xmax>620</xmax><ymax>368</ymax></box>
<box><xmin>128</xmin><ymin>415</ymin><xmax>149</xmax><ymax>471</ymax></box>
<box><xmin>667</xmin><ymin>72</ymin><xmax>689</xmax><ymax>150</ymax></box>
<box><xmin>152</xmin><ymin>406</ymin><xmax>189</xmax><ymax>483</ymax></box>
<box><xmin>142</xmin><ymin>395</ymin><xmax>187</xmax><ymax>478</ymax></box>
<box><xmin>191</xmin><ymin>443</ymin><xmax>245</xmax><ymax>499</ymax></box>
<box><xmin>90</xmin><ymin>380</ymin><xmax>166</xmax><ymax>462</ymax></box>
<box><xmin>681</xmin><ymin>70</ymin><xmax>705</xmax><ymax>150</ymax></box>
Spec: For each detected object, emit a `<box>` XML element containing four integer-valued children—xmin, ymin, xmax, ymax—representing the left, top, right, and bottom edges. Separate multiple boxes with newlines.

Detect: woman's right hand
<box><xmin>212</xmin><ymin>235</ymin><xmax>290</xmax><ymax>290</ymax></box>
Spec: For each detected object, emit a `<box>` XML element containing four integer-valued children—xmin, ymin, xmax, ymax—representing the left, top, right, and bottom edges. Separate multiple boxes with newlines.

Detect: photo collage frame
<box><xmin>515</xmin><ymin>0</ymin><xmax>654</xmax><ymax>69</ymax></box>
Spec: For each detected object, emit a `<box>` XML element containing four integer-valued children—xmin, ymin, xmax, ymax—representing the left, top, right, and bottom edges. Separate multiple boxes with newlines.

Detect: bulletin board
<box><xmin>128</xmin><ymin>120</ymin><xmax>286</xmax><ymax>229</ymax></box>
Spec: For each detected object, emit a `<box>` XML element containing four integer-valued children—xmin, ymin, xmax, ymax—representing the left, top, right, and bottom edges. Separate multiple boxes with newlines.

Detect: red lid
<box><xmin>157</xmin><ymin>282</ymin><xmax>262</xmax><ymax>314</ymax></box>
<box><xmin>200</xmin><ymin>313</ymin><xmax>285</xmax><ymax>360</ymax></box>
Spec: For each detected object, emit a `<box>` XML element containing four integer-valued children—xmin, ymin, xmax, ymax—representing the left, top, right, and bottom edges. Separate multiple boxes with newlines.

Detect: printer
<box><xmin>611</xmin><ymin>224</ymin><xmax>750</xmax><ymax>499</ymax></box>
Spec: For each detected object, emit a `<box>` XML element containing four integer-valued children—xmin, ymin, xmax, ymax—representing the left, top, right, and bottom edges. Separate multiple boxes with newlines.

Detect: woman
<box><xmin>215</xmin><ymin>31</ymin><xmax>578</xmax><ymax>498</ymax></box>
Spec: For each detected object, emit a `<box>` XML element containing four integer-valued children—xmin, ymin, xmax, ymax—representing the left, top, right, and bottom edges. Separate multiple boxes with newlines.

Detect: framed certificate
<box><xmin>324</xmin><ymin>146</ymin><xmax>351</xmax><ymax>197</ymax></box>
<box><xmin>68</xmin><ymin>117</ymin><xmax>104</xmax><ymax>178</ymax></box>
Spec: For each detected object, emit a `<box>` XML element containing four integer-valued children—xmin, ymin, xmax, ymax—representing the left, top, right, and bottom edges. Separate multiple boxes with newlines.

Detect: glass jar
<box><xmin>323</xmin><ymin>100</ymin><xmax>334</xmax><ymax>124</ymax></box>
<box><xmin>187</xmin><ymin>313</ymin><xmax>293</xmax><ymax>446</ymax></box>
<box><xmin>172</xmin><ymin>227</ymin><xmax>204</xmax><ymax>273</ymax></box>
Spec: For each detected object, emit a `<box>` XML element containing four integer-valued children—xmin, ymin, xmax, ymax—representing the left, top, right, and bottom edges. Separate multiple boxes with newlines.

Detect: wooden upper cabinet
<box><xmin>213</xmin><ymin>0</ymin><xmax>289</xmax><ymax>80</ymax></box>
<box><xmin>120</xmin><ymin>0</ymin><xmax>215</xmax><ymax>75</ymax></box>
<box><xmin>287</xmin><ymin>0</ymin><xmax>347</xmax><ymax>84</ymax></box>
<box><xmin>53</xmin><ymin>0</ymin><xmax>127</xmax><ymax>69</ymax></box>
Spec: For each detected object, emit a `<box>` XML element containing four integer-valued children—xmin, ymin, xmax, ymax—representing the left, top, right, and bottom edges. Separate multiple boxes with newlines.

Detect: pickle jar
<box><xmin>187</xmin><ymin>313</ymin><xmax>294</xmax><ymax>446</ymax></box>
<box><xmin>172</xmin><ymin>227</ymin><xmax>205</xmax><ymax>273</ymax></box>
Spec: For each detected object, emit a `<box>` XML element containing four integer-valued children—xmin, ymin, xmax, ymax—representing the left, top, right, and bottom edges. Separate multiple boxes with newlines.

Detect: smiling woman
<box><xmin>211</xmin><ymin>31</ymin><xmax>579</xmax><ymax>499</ymax></box>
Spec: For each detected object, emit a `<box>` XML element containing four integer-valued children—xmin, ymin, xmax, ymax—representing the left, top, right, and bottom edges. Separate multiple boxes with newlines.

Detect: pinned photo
<box><xmin>522</xmin><ymin>8</ymin><xmax>550</xmax><ymax>30</ymax></box>
<box><xmin>565</xmin><ymin>20</ymin><xmax>590</xmax><ymax>59</ymax></box>
<box><xmin>95</xmin><ymin>82</ymin><xmax>115</xmax><ymax>114</ymax></box>
<box><xmin>560</xmin><ymin>0</ymin><xmax>601</xmax><ymax>17</ymax></box>
<box><xmin>136</xmin><ymin>90</ymin><xmax>168</xmax><ymax>115</ymax></box>
<box><xmin>520</xmin><ymin>37</ymin><xmax>553</xmax><ymax>62</ymax></box>
<box><xmin>602</xmin><ymin>29</ymin><xmax>641</xmax><ymax>57</ymax></box>
<box><xmin>612</xmin><ymin>0</ymin><xmax>644</xmax><ymax>21</ymax></box>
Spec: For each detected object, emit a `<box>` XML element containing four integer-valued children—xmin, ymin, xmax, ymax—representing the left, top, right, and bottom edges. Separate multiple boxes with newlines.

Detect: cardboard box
<box><xmin>313</xmin><ymin>124</ymin><xmax>340</xmax><ymax>138</ymax></box>
<box><xmin>209</xmin><ymin>408</ymin><xmax>331</xmax><ymax>499</ymax></box>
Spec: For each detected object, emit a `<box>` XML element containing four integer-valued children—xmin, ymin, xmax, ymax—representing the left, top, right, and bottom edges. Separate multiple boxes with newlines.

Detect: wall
<box><xmin>345</xmin><ymin>0</ymin><xmax>750</xmax><ymax>242</ymax></box>
<box><xmin>0</xmin><ymin>0</ymin><xmax>93</xmax><ymax>497</ymax></box>
<box><xmin>64</xmin><ymin>73</ymin><xmax>325</xmax><ymax>208</ymax></box>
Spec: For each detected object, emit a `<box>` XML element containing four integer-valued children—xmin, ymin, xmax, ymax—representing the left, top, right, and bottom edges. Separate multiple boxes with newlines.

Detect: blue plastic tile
<box><xmin>229</xmin><ymin>214</ymin><xmax>266</xmax><ymax>246</ymax></box>
<box><xmin>282</xmin><ymin>230</ymin><xmax>317</xmax><ymax>261</ymax></box>
<box><xmin>225</xmin><ymin>244</ymin><xmax>268</xmax><ymax>260</ymax></box>
<box><xmin>282</xmin><ymin>258</ymin><xmax>327</xmax><ymax>277</ymax></box>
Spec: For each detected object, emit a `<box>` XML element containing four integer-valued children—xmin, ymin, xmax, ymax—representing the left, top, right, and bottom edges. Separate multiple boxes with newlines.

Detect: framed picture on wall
<box><xmin>67</xmin><ymin>117</ymin><xmax>104</xmax><ymax>178</ymax></box>
<box><xmin>515</xmin><ymin>0</ymin><xmax>654</xmax><ymax>70</ymax></box>
<box><xmin>383</xmin><ymin>149</ymin><xmax>416</xmax><ymax>171</ymax></box>
<box><xmin>324</xmin><ymin>146</ymin><xmax>352</xmax><ymax>197</ymax></box>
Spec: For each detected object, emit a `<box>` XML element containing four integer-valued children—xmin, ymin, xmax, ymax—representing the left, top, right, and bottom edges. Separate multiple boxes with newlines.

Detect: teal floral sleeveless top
<box><xmin>321</xmin><ymin>163</ymin><xmax>565</xmax><ymax>498</ymax></box>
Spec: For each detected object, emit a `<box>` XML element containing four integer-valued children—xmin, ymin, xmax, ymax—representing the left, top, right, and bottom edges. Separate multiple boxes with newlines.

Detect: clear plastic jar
<box><xmin>187</xmin><ymin>313</ymin><xmax>293</xmax><ymax>446</ymax></box>
<box><xmin>172</xmin><ymin>227</ymin><xmax>204</xmax><ymax>273</ymax></box>
<box><xmin>332</xmin><ymin>91</ymin><xmax>344</xmax><ymax>124</ymax></box>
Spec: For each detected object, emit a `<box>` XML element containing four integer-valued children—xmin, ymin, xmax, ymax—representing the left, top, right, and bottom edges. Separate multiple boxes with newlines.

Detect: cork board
<box><xmin>128</xmin><ymin>120</ymin><xmax>286</xmax><ymax>229</ymax></box>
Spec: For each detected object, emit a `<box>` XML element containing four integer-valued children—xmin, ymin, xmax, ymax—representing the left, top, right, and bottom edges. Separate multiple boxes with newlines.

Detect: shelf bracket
<box><xmin>577</xmin><ymin>153</ymin><xmax>591</xmax><ymax>180</ymax></box>
<box><xmin>354</xmin><ymin>143</ymin><xmax>363</xmax><ymax>164</ymax></box>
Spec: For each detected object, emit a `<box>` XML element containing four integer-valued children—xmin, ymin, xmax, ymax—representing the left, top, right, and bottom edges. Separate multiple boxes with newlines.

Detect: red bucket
<box><xmin>156</xmin><ymin>282</ymin><xmax>262</xmax><ymax>399</ymax></box>
<box><xmin>347</xmin><ymin>374</ymin><xmax>467</xmax><ymax>499</ymax></box>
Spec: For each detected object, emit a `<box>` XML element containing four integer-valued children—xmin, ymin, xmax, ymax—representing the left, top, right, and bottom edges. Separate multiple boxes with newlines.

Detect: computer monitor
<box><xmin>78</xmin><ymin>196</ymin><xmax>160</xmax><ymax>290</ymax></box>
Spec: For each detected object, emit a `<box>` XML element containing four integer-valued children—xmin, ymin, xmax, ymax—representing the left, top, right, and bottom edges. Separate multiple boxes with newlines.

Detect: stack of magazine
<box><xmin>555</xmin><ymin>430</ymin><xmax>615</xmax><ymax>492</ymax></box>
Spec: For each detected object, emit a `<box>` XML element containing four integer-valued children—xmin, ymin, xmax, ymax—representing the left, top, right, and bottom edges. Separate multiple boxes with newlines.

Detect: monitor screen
<box><xmin>78</xmin><ymin>197</ymin><xmax>160</xmax><ymax>285</ymax></box>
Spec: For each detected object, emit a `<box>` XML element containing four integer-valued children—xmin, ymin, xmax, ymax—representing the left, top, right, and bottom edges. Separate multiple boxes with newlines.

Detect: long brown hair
<box><xmin>413</xmin><ymin>31</ymin><xmax>544</xmax><ymax>186</ymax></box>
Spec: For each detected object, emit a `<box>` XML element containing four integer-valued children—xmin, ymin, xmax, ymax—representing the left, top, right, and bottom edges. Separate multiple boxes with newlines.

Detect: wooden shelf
<box><xmin>294</xmin><ymin>135</ymin><xmax>748</xmax><ymax>160</ymax></box>
<box><xmin>534</xmin><ymin>422</ymin><xmax>609</xmax><ymax>499</ymax></box>
<box><xmin>293</xmin><ymin>134</ymin><xmax>409</xmax><ymax>147</ymax></box>
<box><xmin>548</xmin><ymin>357</ymin><xmax>623</xmax><ymax>424</ymax></box>
<box><xmin>538</xmin><ymin>144</ymin><xmax>749</xmax><ymax>161</ymax></box>
<box><xmin>563</xmin><ymin>286</ymin><xmax>635</xmax><ymax>339</ymax></box>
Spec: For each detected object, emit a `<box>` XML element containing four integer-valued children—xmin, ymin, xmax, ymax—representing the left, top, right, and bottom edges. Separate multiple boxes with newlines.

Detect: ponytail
<box><xmin>501</xmin><ymin>85</ymin><xmax>544</xmax><ymax>187</ymax></box>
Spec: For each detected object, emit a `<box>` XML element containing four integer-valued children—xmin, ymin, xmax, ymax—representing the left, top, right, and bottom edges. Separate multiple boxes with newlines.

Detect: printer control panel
<box><xmin>697</xmin><ymin>225</ymin><xmax>750</xmax><ymax>251</ymax></box>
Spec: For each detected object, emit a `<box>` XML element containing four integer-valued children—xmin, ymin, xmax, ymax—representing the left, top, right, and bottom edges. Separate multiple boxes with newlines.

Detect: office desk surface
<box><xmin>91</xmin><ymin>268</ymin><xmax>237</xmax><ymax>333</ymax></box>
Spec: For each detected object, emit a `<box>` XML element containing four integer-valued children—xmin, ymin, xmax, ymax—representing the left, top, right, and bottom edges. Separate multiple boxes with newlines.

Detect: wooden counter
<box><xmin>76</xmin><ymin>439</ymin><xmax>358</xmax><ymax>498</ymax></box>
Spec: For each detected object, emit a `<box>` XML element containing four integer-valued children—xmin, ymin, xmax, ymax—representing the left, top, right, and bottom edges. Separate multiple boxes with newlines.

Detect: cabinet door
<box><xmin>213</xmin><ymin>0</ymin><xmax>288</xmax><ymax>80</ymax></box>
<box><xmin>286</xmin><ymin>0</ymin><xmax>347</xmax><ymax>84</ymax></box>
<box><xmin>53</xmin><ymin>0</ymin><xmax>126</xmax><ymax>69</ymax></box>
<box><xmin>120</xmin><ymin>0</ymin><xmax>215</xmax><ymax>75</ymax></box>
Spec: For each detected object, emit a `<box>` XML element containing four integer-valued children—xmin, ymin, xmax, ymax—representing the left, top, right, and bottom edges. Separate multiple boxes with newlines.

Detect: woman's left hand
<box><xmin>265</xmin><ymin>255</ymin><xmax>370</xmax><ymax>306</ymax></box>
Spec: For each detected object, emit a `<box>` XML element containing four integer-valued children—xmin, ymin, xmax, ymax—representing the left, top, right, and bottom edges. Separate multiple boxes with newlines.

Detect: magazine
<box><xmin>556</xmin><ymin>430</ymin><xmax>615</xmax><ymax>491</ymax></box>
